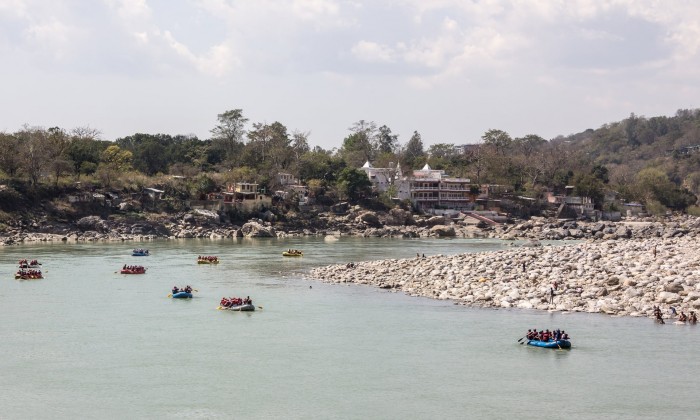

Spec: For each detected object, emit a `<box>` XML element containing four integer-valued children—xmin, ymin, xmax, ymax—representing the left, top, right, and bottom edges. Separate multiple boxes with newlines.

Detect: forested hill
<box><xmin>552</xmin><ymin>108</ymin><xmax>700</xmax><ymax>211</ymax></box>
<box><xmin>1</xmin><ymin>108</ymin><xmax>700</xmax><ymax>223</ymax></box>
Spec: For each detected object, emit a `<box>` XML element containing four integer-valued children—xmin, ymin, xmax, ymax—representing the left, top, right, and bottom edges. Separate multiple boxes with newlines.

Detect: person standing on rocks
<box><xmin>522</xmin><ymin>261</ymin><xmax>526</xmax><ymax>272</ymax></box>
<box><xmin>653</xmin><ymin>245</ymin><xmax>657</xmax><ymax>258</ymax></box>
<box><xmin>549</xmin><ymin>287</ymin><xmax>554</xmax><ymax>304</ymax></box>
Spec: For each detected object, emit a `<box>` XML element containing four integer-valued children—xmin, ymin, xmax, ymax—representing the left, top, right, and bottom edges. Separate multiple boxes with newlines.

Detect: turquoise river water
<box><xmin>1</xmin><ymin>237</ymin><xmax>698</xmax><ymax>419</ymax></box>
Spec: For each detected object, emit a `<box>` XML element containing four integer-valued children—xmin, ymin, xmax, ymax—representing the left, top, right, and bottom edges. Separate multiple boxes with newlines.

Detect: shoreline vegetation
<box><xmin>5</xmin><ymin>212</ymin><xmax>700</xmax><ymax>320</ymax></box>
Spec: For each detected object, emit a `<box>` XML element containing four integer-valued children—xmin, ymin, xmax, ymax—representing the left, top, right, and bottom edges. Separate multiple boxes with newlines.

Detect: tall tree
<box><xmin>340</xmin><ymin>120</ymin><xmax>377</xmax><ymax>167</ymax></box>
<box><xmin>0</xmin><ymin>132</ymin><xmax>22</xmax><ymax>177</ymax></box>
<box><xmin>340</xmin><ymin>132</ymin><xmax>373</xmax><ymax>168</ymax></box>
<box><xmin>481</xmin><ymin>129</ymin><xmax>513</xmax><ymax>156</ymax></box>
<box><xmin>374</xmin><ymin>125</ymin><xmax>398</xmax><ymax>155</ymax></box>
<box><xmin>291</xmin><ymin>130</ymin><xmax>310</xmax><ymax>161</ymax></box>
<box><xmin>403</xmin><ymin>130</ymin><xmax>425</xmax><ymax>169</ymax></box>
<box><xmin>45</xmin><ymin>127</ymin><xmax>72</xmax><ymax>185</ymax></box>
<box><xmin>17</xmin><ymin>126</ymin><xmax>48</xmax><ymax>186</ymax></box>
<box><xmin>71</xmin><ymin>126</ymin><xmax>102</xmax><ymax>142</ymax></box>
<box><xmin>210</xmin><ymin>109</ymin><xmax>248</xmax><ymax>166</ymax></box>
<box><xmin>244</xmin><ymin>121</ymin><xmax>292</xmax><ymax>172</ymax></box>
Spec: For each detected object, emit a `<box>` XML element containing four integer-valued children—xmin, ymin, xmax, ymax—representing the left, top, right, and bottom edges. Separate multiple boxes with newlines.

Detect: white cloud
<box><xmin>104</xmin><ymin>0</ymin><xmax>151</xmax><ymax>20</ymax></box>
<box><xmin>292</xmin><ymin>0</ymin><xmax>340</xmax><ymax>21</ymax></box>
<box><xmin>0</xmin><ymin>0</ymin><xmax>30</xmax><ymax>19</ymax></box>
<box><xmin>24</xmin><ymin>17</ymin><xmax>81</xmax><ymax>59</ymax></box>
<box><xmin>158</xmin><ymin>30</ymin><xmax>236</xmax><ymax>77</ymax></box>
<box><xmin>351</xmin><ymin>40</ymin><xmax>395</xmax><ymax>63</ymax></box>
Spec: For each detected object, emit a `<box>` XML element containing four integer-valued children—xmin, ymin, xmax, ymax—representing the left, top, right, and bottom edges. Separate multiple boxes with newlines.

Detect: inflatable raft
<box><xmin>172</xmin><ymin>291</ymin><xmax>193</xmax><ymax>299</ymax></box>
<box><xmin>120</xmin><ymin>268</ymin><xmax>146</xmax><ymax>274</ymax></box>
<box><xmin>15</xmin><ymin>273</ymin><xmax>43</xmax><ymax>280</ymax></box>
<box><xmin>132</xmin><ymin>249</ymin><xmax>149</xmax><ymax>256</ymax></box>
<box><xmin>219</xmin><ymin>303</ymin><xmax>255</xmax><ymax>312</ymax></box>
<box><xmin>527</xmin><ymin>339</ymin><xmax>571</xmax><ymax>349</ymax></box>
<box><xmin>197</xmin><ymin>259</ymin><xmax>219</xmax><ymax>264</ymax></box>
<box><xmin>282</xmin><ymin>252</ymin><xmax>303</xmax><ymax>257</ymax></box>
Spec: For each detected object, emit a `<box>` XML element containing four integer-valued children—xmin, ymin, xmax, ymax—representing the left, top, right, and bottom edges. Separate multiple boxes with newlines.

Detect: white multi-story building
<box><xmin>361</xmin><ymin>162</ymin><xmax>472</xmax><ymax>210</ymax></box>
<box><xmin>409</xmin><ymin>164</ymin><xmax>472</xmax><ymax>211</ymax></box>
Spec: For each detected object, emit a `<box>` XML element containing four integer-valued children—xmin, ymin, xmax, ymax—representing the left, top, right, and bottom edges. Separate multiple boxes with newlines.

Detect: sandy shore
<box><xmin>308</xmin><ymin>237</ymin><xmax>700</xmax><ymax>319</ymax></box>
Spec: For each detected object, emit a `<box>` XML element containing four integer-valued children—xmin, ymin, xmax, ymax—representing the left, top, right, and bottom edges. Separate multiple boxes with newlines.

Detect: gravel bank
<box><xmin>308</xmin><ymin>237</ymin><xmax>700</xmax><ymax>319</ymax></box>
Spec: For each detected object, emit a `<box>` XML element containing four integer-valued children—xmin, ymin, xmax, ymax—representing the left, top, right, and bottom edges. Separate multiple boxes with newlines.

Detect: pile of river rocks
<box><xmin>5</xmin><ymin>211</ymin><xmax>700</xmax><ymax>245</ymax></box>
<box><xmin>308</xmin><ymin>237</ymin><xmax>700</xmax><ymax>319</ymax></box>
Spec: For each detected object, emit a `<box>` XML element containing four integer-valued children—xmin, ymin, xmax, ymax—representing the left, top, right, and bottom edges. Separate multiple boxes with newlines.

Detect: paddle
<box><xmin>517</xmin><ymin>336</ymin><xmax>528</xmax><ymax>345</ymax></box>
<box><xmin>167</xmin><ymin>294</ymin><xmax>172</xmax><ymax>298</ymax></box>
<box><xmin>257</xmin><ymin>306</ymin><xmax>263</xmax><ymax>310</ymax></box>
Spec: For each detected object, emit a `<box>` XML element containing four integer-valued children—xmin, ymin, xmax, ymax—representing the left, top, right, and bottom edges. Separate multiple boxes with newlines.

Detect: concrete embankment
<box><xmin>308</xmin><ymin>238</ymin><xmax>700</xmax><ymax>319</ymax></box>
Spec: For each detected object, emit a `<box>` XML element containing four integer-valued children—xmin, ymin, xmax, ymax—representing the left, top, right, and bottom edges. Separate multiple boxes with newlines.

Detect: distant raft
<box><xmin>197</xmin><ymin>256</ymin><xmax>219</xmax><ymax>264</ymax></box>
<box><xmin>172</xmin><ymin>292</ymin><xmax>193</xmax><ymax>299</ymax></box>
<box><xmin>282</xmin><ymin>251</ymin><xmax>303</xmax><ymax>257</ymax></box>
<box><xmin>219</xmin><ymin>303</ymin><xmax>255</xmax><ymax>312</ymax></box>
<box><xmin>526</xmin><ymin>340</ymin><xmax>571</xmax><ymax>349</ymax></box>
<box><xmin>132</xmin><ymin>249</ymin><xmax>149</xmax><ymax>256</ymax></box>
<box><xmin>15</xmin><ymin>271</ymin><xmax>43</xmax><ymax>280</ymax></box>
<box><xmin>120</xmin><ymin>266</ymin><xmax>147</xmax><ymax>274</ymax></box>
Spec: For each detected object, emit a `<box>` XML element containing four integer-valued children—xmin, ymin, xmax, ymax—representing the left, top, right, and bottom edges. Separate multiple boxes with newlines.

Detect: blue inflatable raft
<box><xmin>527</xmin><ymin>339</ymin><xmax>571</xmax><ymax>349</ymax></box>
<box><xmin>132</xmin><ymin>249</ymin><xmax>149</xmax><ymax>256</ymax></box>
<box><xmin>172</xmin><ymin>291</ymin><xmax>193</xmax><ymax>299</ymax></box>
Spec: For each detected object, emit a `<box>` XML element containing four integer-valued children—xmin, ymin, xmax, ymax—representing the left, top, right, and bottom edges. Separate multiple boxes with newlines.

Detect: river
<box><xmin>1</xmin><ymin>237</ymin><xmax>698</xmax><ymax>419</ymax></box>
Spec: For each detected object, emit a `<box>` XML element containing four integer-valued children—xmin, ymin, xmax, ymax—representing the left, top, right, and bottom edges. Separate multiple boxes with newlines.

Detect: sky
<box><xmin>1</xmin><ymin>0</ymin><xmax>700</xmax><ymax>150</ymax></box>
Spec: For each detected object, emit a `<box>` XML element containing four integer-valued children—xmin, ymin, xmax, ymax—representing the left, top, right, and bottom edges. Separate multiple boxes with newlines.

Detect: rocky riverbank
<box><xmin>308</xmin><ymin>237</ymin><xmax>700</xmax><ymax>319</ymax></box>
<box><xmin>3</xmin><ymin>208</ymin><xmax>700</xmax><ymax>245</ymax></box>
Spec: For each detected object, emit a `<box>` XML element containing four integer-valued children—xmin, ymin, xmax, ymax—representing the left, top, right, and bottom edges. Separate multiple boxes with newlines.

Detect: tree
<box><xmin>238</xmin><ymin>121</ymin><xmax>295</xmax><ymax>187</ymax></box>
<box><xmin>374</xmin><ymin>125</ymin><xmax>398</xmax><ymax>155</ymax></box>
<box><xmin>633</xmin><ymin>167</ymin><xmax>697</xmax><ymax>211</ymax></box>
<box><xmin>45</xmin><ymin>127</ymin><xmax>72</xmax><ymax>185</ymax></box>
<box><xmin>466</xmin><ymin>144</ymin><xmax>488</xmax><ymax>185</ymax></box>
<box><xmin>210</xmin><ymin>109</ymin><xmax>248</xmax><ymax>166</ymax></box>
<box><xmin>298</xmin><ymin>151</ymin><xmax>346</xmax><ymax>183</ymax></box>
<box><xmin>0</xmin><ymin>132</ymin><xmax>22</xmax><ymax>177</ymax></box>
<box><xmin>591</xmin><ymin>164</ymin><xmax>610</xmax><ymax>184</ymax></box>
<box><xmin>193</xmin><ymin>174</ymin><xmax>217</xmax><ymax>197</ymax></box>
<box><xmin>291</xmin><ymin>130</ymin><xmax>310</xmax><ymax>161</ymax></box>
<box><xmin>514</xmin><ymin>134</ymin><xmax>546</xmax><ymax>158</ymax></box>
<box><xmin>17</xmin><ymin>126</ymin><xmax>49</xmax><ymax>186</ymax></box>
<box><xmin>71</xmin><ymin>126</ymin><xmax>102</xmax><ymax>142</ymax></box>
<box><xmin>67</xmin><ymin>136</ymin><xmax>106</xmax><ymax>178</ymax></box>
<box><xmin>403</xmin><ymin>130</ymin><xmax>425</xmax><ymax>169</ymax></box>
<box><xmin>336</xmin><ymin>167</ymin><xmax>371</xmax><ymax>201</ymax></box>
<box><xmin>98</xmin><ymin>145</ymin><xmax>133</xmax><ymax>187</ymax></box>
<box><xmin>572</xmin><ymin>173</ymin><xmax>605</xmax><ymax>208</ymax></box>
<box><xmin>427</xmin><ymin>143</ymin><xmax>456</xmax><ymax>170</ymax></box>
<box><xmin>427</xmin><ymin>143</ymin><xmax>456</xmax><ymax>160</ymax></box>
<box><xmin>481</xmin><ymin>129</ymin><xmax>513</xmax><ymax>156</ymax></box>
<box><xmin>635</xmin><ymin>167</ymin><xmax>670</xmax><ymax>203</ymax></box>
<box><xmin>340</xmin><ymin>132</ymin><xmax>373</xmax><ymax>167</ymax></box>
<box><xmin>340</xmin><ymin>120</ymin><xmax>377</xmax><ymax>167</ymax></box>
